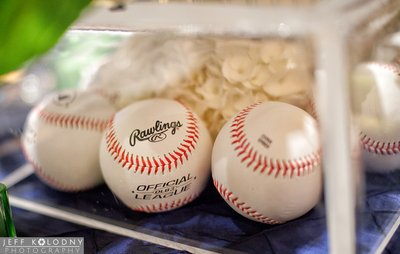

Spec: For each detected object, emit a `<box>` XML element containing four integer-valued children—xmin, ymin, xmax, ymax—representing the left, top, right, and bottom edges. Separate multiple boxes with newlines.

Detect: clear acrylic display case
<box><xmin>1</xmin><ymin>0</ymin><xmax>400</xmax><ymax>253</ymax></box>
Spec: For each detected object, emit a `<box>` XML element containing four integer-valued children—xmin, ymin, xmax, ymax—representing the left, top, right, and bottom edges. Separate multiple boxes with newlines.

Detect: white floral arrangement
<box><xmin>89</xmin><ymin>33</ymin><xmax>315</xmax><ymax>139</ymax></box>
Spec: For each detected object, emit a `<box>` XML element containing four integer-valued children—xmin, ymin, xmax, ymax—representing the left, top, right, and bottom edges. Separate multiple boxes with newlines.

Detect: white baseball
<box><xmin>99</xmin><ymin>98</ymin><xmax>212</xmax><ymax>213</ymax></box>
<box><xmin>21</xmin><ymin>89</ymin><xmax>116</xmax><ymax>191</ymax></box>
<box><xmin>354</xmin><ymin>62</ymin><xmax>400</xmax><ymax>171</ymax></box>
<box><xmin>212</xmin><ymin>101</ymin><xmax>322</xmax><ymax>224</ymax></box>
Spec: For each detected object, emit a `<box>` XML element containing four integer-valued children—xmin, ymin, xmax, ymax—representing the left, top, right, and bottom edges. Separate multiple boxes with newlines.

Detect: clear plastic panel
<box><xmin>348</xmin><ymin>3</ymin><xmax>400</xmax><ymax>253</ymax></box>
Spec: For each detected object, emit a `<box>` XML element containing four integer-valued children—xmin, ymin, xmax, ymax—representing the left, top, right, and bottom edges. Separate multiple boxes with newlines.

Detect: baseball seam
<box><xmin>37</xmin><ymin>109</ymin><xmax>112</xmax><ymax>132</ymax></box>
<box><xmin>105</xmin><ymin>109</ymin><xmax>199</xmax><ymax>175</ymax></box>
<box><xmin>21</xmin><ymin>146</ymin><xmax>93</xmax><ymax>192</ymax></box>
<box><xmin>360</xmin><ymin>132</ymin><xmax>400</xmax><ymax>155</ymax></box>
<box><xmin>132</xmin><ymin>193</ymin><xmax>199</xmax><ymax>213</ymax></box>
<box><xmin>213</xmin><ymin>179</ymin><xmax>282</xmax><ymax>224</ymax></box>
<box><xmin>230</xmin><ymin>103</ymin><xmax>320</xmax><ymax>178</ymax></box>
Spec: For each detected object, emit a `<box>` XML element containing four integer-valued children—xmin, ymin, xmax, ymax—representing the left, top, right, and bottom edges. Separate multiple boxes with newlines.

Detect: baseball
<box><xmin>21</xmin><ymin>89</ymin><xmax>116</xmax><ymax>191</ymax></box>
<box><xmin>353</xmin><ymin>62</ymin><xmax>400</xmax><ymax>171</ymax></box>
<box><xmin>212</xmin><ymin>101</ymin><xmax>322</xmax><ymax>224</ymax></box>
<box><xmin>99</xmin><ymin>98</ymin><xmax>212</xmax><ymax>213</ymax></box>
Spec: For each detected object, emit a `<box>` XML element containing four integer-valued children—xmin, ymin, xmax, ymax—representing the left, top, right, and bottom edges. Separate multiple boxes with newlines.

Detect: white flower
<box><xmin>263</xmin><ymin>69</ymin><xmax>312</xmax><ymax>97</ymax></box>
<box><xmin>242</xmin><ymin>64</ymin><xmax>273</xmax><ymax>89</ymax></box>
<box><xmin>283</xmin><ymin>41</ymin><xmax>313</xmax><ymax>70</ymax></box>
<box><xmin>268</xmin><ymin>58</ymin><xmax>289</xmax><ymax>81</ymax></box>
<box><xmin>222</xmin><ymin>54</ymin><xmax>256</xmax><ymax>83</ymax></box>
<box><xmin>195</xmin><ymin>77</ymin><xmax>223</xmax><ymax>109</ymax></box>
<box><xmin>260</xmin><ymin>40</ymin><xmax>285</xmax><ymax>64</ymax></box>
<box><xmin>89</xmin><ymin>33</ymin><xmax>213</xmax><ymax>108</ymax></box>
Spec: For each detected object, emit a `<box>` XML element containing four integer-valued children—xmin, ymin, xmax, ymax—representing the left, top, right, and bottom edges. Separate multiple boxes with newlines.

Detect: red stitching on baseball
<box><xmin>230</xmin><ymin>103</ymin><xmax>320</xmax><ymax>177</ymax></box>
<box><xmin>213</xmin><ymin>179</ymin><xmax>282</xmax><ymax>224</ymax></box>
<box><xmin>36</xmin><ymin>109</ymin><xmax>112</xmax><ymax>132</ymax></box>
<box><xmin>132</xmin><ymin>193</ymin><xmax>198</xmax><ymax>213</ymax></box>
<box><xmin>106</xmin><ymin>108</ymin><xmax>199</xmax><ymax>175</ymax></box>
<box><xmin>360</xmin><ymin>132</ymin><xmax>400</xmax><ymax>155</ymax></box>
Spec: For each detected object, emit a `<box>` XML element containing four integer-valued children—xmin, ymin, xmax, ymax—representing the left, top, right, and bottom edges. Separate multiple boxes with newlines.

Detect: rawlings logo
<box><xmin>129</xmin><ymin>120</ymin><xmax>183</xmax><ymax>146</ymax></box>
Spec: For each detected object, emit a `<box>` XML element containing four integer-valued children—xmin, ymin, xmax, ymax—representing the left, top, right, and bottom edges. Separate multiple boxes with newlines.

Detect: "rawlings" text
<box><xmin>129</xmin><ymin>120</ymin><xmax>183</xmax><ymax>146</ymax></box>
